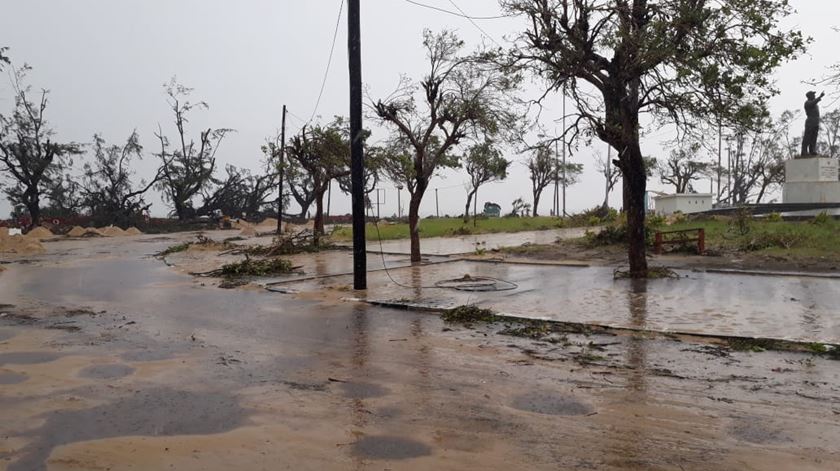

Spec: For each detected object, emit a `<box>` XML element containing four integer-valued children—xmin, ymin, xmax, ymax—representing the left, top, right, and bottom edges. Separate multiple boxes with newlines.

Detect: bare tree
<box><xmin>81</xmin><ymin>132</ymin><xmax>163</xmax><ymax>227</ymax></box>
<box><xmin>155</xmin><ymin>78</ymin><xmax>232</xmax><ymax>220</ymax></box>
<box><xmin>503</xmin><ymin>0</ymin><xmax>805</xmax><ymax>277</ymax></box>
<box><xmin>0</xmin><ymin>67</ymin><xmax>82</xmax><ymax>230</ymax></box>
<box><xmin>657</xmin><ymin>142</ymin><xmax>710</xmax><ymax>193</ymax></box>
<box><xmin>819</xmin><ymin>109</ymin><xmax>840</xmax><ymax>159</ymax></box>
<box><xmin>463</xmin><ymin>141</ymin><xmax>509</xmax><ymax>222</ymax></box>
<box><xmin>526</xmin><ymin>145</ymin><xmax>582</xmax><ymax>216</ymax></box>
<box><xmin>374</xmin><ymin>29</ymin><xmax>520</xmax><ymax>262</ymax></box>
<box><xmin>0</xmin><ymin>47</ymin><xmax>9</xmax><ymax>70</ymax></box>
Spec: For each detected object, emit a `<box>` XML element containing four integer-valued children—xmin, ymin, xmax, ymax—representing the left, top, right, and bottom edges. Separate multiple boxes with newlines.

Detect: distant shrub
<box><xmin>766</xmin><ymin>212</ymin><xmax>783</xmax><ymax>223</ymax></box>
<box><xmin>738</xmin><ymin>230</ymin><xmax>805</xmax><ymax>251</ymax></box>
<box><xmin>812</xmin><ymin>211</ymin><xmax>832</xmax><ymax>225</ymax></box>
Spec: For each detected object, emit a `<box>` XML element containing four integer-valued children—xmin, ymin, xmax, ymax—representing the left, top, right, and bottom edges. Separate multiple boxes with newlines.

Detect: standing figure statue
<box><xmin>801</xmin><ymin>90</ymin><xmax>825</xmax><ymax>157</ymax></box>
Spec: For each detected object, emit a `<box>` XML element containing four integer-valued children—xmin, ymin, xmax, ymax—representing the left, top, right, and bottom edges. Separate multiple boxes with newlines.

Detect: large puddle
<box><xmin>285</xmin><ymin>261</ymin><xmax>840</xmax><ymax>344</ymax></box>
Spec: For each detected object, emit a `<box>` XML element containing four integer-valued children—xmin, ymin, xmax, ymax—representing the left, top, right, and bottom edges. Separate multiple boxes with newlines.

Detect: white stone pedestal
<box><xmin>783</xmin><ymin>157</ymin><xmax>840</xmax><ymax>203</ymax></box>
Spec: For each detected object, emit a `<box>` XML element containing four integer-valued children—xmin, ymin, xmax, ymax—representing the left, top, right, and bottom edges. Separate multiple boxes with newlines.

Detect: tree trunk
<box><xmin>532</xmin><ymin>189</ymin><xmax>541</xmax><ymax>217</ymax></box>
<box><xmin>25</xmin><ymin>195</ymin><xmax>40</xmax><ymax>231</ymax></box>
<box><xmin>408</xmin><ymin>191</ymin><xmax>424</xmax><ymax>263</ymax></box>
<box><xmin>623</xmin><ymin>142</ymin><xmax>648</xmax><ymax>278</ymax></box>
<box><xmin>313</xmin><ymin>191</ymin><xmax>325</xmax><ymax>246</ymax></box>
<box><xmin>463</xmin><ymin>189</ymin><xmax>475</xmax><ymax>223</ymax></box>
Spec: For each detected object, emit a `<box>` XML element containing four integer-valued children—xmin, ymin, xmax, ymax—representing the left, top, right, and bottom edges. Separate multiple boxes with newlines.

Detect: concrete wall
<box><xmin>653</xmin><ymin>194</ymin><xmax>714</xmax><ymax>216</ymax></box>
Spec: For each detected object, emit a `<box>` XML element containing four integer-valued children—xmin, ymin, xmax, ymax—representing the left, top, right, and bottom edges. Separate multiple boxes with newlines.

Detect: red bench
<box><xmin>654</xmin><ymin>228</ymin><xmax>705</xmax><ymax>255</ymax></box>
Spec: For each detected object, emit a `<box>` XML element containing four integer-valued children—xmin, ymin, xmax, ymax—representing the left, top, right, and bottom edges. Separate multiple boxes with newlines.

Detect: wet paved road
<box><xmin>279</xmin><ymin>260</ymin><xmax>840</xmax><ymax>344</ymax></box>
<box><xmin>1</xmin><ymin>234</ymin><xmax>839</xmax><ymax>470</ymax></box>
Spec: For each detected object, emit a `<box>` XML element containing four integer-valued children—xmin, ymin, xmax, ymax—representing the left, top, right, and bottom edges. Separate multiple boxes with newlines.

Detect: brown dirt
<box><xmin>26</xmin><ymin>226</ymin><xmax>54</xmax><ymax>240</ymax></box>
<box><xmin>99</xmin><ymin>226</ymin><xmax>126</xmax><ymax>237</ymax></box>
<box><xmin>258</xmin><ymin>218</ymin><xmax>278</xmax><ymax>228</ymax></box>
<box><xmin>0</xmin><ymin>234</ymin><xmax>46</xmax><ymax>254</ymax></box>
<box><xmin>0</xmin><ymin>227</ymin><xmax>9</xmax><ymax>237</ymax></box>
<box><xmin>124</xmin><ymin>227</ymin><xmax>143</xmax><ymax>236</ymax></box>
<box><xmin>239</xmin><ymin>224</ymin><xmax>257</xmax><ymax>237</ymax></box>
<box><xmin>67</xmin><ymin>226</ymin><xmax>89</xmax><ymax>237</ymax></box>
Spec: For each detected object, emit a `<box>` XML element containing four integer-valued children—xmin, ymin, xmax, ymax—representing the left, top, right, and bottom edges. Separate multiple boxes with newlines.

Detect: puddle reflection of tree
<box><xmin>619</xmin><ymin>278</ymin><xmax>651</xmax><ymax>464</ymax></box>
<box><xmin>347</xmin><ymin>301</ymin><xmax>433</xmax><ymax>469</ymax></box>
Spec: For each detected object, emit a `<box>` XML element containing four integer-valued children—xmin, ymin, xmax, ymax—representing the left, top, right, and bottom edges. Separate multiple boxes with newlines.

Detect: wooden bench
<box><xmin>654</xmin><ymin>228</ymin><xmax>705</xmax><ymax>255</ymax></box>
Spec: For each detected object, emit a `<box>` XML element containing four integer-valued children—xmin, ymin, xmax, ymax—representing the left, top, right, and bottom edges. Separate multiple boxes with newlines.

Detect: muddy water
<box><xmin>297</xmin><ymin>261</ymin><xmax>840</xmax><ymax>343</ymax></box>
<box><xmin>2</xmin><ymin>236</ymin><xmax>840</xmax><ymax>470</ymax></box>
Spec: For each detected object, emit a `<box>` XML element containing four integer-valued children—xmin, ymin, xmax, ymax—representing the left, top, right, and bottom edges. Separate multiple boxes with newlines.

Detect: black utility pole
<box><xmin>276</xmin><ymin>105</ymin><xmax>286</xmax><ymax>235</ymax></box>
<box><xmin>348</xmin><ymin>0</ymin><xmax>366</xmax><ymax>290</ymax></box>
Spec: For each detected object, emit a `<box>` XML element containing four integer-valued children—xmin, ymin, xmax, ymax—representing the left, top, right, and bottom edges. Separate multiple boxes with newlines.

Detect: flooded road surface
<box><xmin>1</xmin><ymin>235</ymin><xmax>839</xmax><ymax>470</ymax></box>
<box><xmin>281</xmin><ymin>260</ymin><xmax>840</xmax><ymax>344</ymax></box>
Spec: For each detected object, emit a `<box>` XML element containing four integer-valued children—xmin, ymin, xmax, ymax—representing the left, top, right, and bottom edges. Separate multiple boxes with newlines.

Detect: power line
<box><xmin>310</xmin><ymin>0</ymin><xmax>345</xmax><ymax>123</ymax></box>
<box><xmin>404</xmin><ymin>0</ymin><xmax>509</xmax><ymax>20</ymax></box>
<box><xmin>446</xmin><ymin>0</ymin><xmax>503</xmax><ymax>47</ymax></box>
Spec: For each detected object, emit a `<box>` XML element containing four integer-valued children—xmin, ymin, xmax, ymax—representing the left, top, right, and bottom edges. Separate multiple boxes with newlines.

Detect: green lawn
<box><xmin>330</xmin><ymin>216</ymin><xmax>571</xmax><ymax>242</ymax></box>
<box><xmin>662</xmin><ymin>217</ymin><xmax>840</xmax><ymax>257</ymax></box>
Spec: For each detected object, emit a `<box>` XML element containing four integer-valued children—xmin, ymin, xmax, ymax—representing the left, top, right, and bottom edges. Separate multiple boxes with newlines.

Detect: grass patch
<box><xmin>667</xmin><ymin>217</ymin><xmax>840</xmax><ymax>257</ymax></box>
<box><xmin>441</xmin><ymin>305</ymin><xmax>498</xmax><ymax>324</ymax></box>
<box><xmin>331</xmin><ymin>216</ymin><xmax>573</xmax><ymax>242</ymax></box>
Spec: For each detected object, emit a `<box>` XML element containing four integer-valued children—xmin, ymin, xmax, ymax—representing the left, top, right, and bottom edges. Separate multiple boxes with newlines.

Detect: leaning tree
<box><xmin>155</xmin><ymin>78</ymin><xmax>232</xmax><ymax>220</ymax></box>
<box><xmin>375</xmin><ymin>30</ymin><xmax>520</xmax><ymax>263</ymax></box>
<box><xmin>0</xmin><ymin>67</ymin><xmax>82</xmax><ymax>230</ymax></box>
<box><xmin>463</xmin><ymin>141</ymin><xmax>509</xmax><ymax>222</ymax></box>
<box><xmin>503</xmin><ymin>0</ymin><xmax>806</xmax><ymax>277</ymax></box>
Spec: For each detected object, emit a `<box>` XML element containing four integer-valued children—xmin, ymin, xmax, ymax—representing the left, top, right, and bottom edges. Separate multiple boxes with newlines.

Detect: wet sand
<box><xmin>1</xmin><ymin>231</ymin><xmax>839</xmax><ymax>470</ymax></box>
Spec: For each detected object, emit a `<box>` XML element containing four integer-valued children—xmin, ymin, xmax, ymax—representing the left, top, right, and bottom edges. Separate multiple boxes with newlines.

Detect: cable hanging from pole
<box><xmin>310</xmin><ymin>0</ymin><xmax>346</xmax><ymax>123</ymax></box>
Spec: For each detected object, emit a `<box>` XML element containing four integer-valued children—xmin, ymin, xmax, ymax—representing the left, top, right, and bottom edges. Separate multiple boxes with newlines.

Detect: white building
<box><xmin>652</xmin><ymin>193</ymin><xmax>714</xmax><ymax>216</ymax></box>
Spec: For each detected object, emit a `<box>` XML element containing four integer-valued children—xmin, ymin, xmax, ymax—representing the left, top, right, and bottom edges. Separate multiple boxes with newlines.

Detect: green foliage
<box><xmin>812</xmin><ymin>212</ymin><xmax>832</xmax><ymax>225</ymax></box>
<box><xmin>216</xmin><ymin>257</ymin><xmax>293</xmax><ymax>278</ymax></box>
<box><xmin>158</xmin><ymin>242</ymin><xmax>192</xmax><ymax>256</ymax></box>
<box><xmin>766</xmin><ymin>212</ymin><xmax>783</xmax><ymax>223</ymax></box>
<box><xmin>585</xmin><ymin>213</ymin><xmax>663</xmax><ymax>247</ymax></box>
<box><xmin>441</xmin><ymin>305</ymin><xmax>498</xmax><ymax>324</ymax></box>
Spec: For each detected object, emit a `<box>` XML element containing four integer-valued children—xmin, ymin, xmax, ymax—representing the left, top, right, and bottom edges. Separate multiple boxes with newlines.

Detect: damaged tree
<box><xmin>526</xmin><ymin>144</ymin><xmax>582</xmax><ymax>216</ymax></box>
<box><xmin>81</xmin><ymin>132</ymin><xmax>163</xmax><ymax>227</ymax></box>
<box><xmin>0</xmin><ymin>67</ymin><xmax>82</xmax><ymax>230</ymax></box>
<box><xmin>199</xmin><ymin>164</ymin><xmax>278</xmax><ymax>218</ymax></box>
<box><xmin>375</xmin><ymin>30</ymin><xmax>520</xmax><ymax>262</ymax></box>
<box><xmin>285</xmin><ymin>118</ymin><xmax>353</xmax><ymax>244</ymax></box>
<box><xmin>504</xmin><ymin>0</ymin><xmax>806</xmax><ymax>277</ymax></box>
<box><xmin>657</xmin><ymin>142</ymin><xmax>710</xmax><ymax>194</ymax></box>
<box><xmin>463</xmin><ymin>141</ymin><xmax>509</xmax><ymax>222</ymax></box>
<box><xmin>155</xmin><ymin>78</ymin><xmax>232</xmax><ymax>220</ymax></box>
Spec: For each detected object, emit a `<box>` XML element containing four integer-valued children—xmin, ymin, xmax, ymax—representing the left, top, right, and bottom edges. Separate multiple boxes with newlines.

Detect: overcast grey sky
<box><xmin>1</xmin><ymin>0</ymin><xmax>838</xmax><ymax>218</ymax></box>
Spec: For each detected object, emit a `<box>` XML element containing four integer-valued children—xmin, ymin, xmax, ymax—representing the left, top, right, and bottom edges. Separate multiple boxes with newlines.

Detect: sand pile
<box><xmin>0</xmin><ymin>234</ymin><xmax>45</xmax><ymax>254</ymax></box>
<box><xmin>26</xmin><ymin>226</ymin><xmax>54</xmax><ymax>240</ymax></box>
<box><xmin>124</xmin><ymin>227</ymin><xmax>143</xmax><ymax>236</ymax></box>
<box><xmin>259</xmin><ymin>218</ymin><xmax>278</xmax><ymax>228</ymax></box>
<box><xmin>240</xmin><ymin>224</ymin><xmax>257</xmax><ymax>237</ymax></box>
<box><xmin>67</xmin><ymin>226</ymin><xmax>91</xmax><ymax>237</ymax></box>
<box><xmin>0</xmin><ymin>227</ymin><xmax>8</xmax><ymax>237</ymax></box>
<box><xmin>99</xmin><ymin>226</ymin><xmax>126</xmax><ymax>237</ymax></box>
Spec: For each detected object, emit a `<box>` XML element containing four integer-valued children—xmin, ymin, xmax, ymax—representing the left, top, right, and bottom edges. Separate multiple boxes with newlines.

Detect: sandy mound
<box><xmin>0</xmin><ymin>227</ymin><xmax>8</xmax><ymax>237</ymax></box>
<box><xmin>240</xmin><ymin>224</ymin><xmax>257</xmax><ymax>237</ymax></box>
<box><xmin>67</xmin><ymin>226</ymin><xmax>88</xmax><ymax>237</ymax></box>
<box><xmin>124</xmin><ymin>227</ymin><xmax>143</xmax><ymax>236</ymax></box>
<box><xmin>0</xmin><ymin>234</ymin><xmax>45</xmax><ymax>254</ymax></box>
<box><xmin>26</xmin><ymin>226</ymin><xmax>54</xmax><ymax>240</ymax></box>
<box><xmin>99</xmin><ymin>226</ymin><xmax>126</xmax><ymax>237</ymax></box>
<box><xmin>259</xmin><ymin>218</ymin><xmax>278</xmax><ymax>228</ymax></box>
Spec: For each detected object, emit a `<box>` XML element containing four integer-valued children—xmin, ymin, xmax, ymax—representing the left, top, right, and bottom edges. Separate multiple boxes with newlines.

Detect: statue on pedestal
<box><xmin>801</xmin><ymin>90</ymin><xmax>825</xmax><ymax>157</ymax></box>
